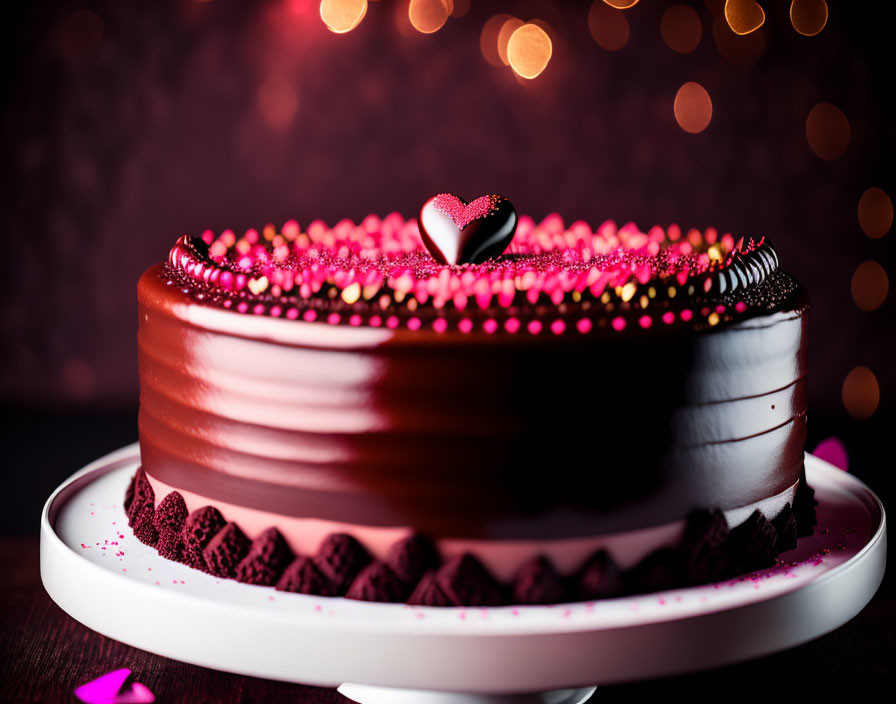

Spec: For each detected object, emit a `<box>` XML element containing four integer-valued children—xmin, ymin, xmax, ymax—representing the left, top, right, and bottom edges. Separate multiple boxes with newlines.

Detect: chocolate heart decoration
<box><xmin>418</xmin><ymin>193</ymin><xmax>518</xmax><ymax>265</ymax></box>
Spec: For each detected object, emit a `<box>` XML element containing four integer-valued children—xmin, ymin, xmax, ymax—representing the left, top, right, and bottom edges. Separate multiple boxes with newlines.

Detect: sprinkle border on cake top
<box><xmin>163</xmin><ymin>214</ymin><xmax>795</xmax><ymax>335</ymax></box>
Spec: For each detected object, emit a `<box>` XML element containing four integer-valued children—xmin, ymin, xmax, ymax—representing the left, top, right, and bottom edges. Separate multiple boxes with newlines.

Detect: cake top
<box><xmin>161</xmin><ymin>210</ymin><xmax>799</xmax><ymax>336</ymax></box>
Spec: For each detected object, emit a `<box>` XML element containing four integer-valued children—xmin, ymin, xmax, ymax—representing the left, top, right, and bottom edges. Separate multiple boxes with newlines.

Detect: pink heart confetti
<box><xmin>74</xmin><ymin>668</ymin><xmax>155</xmax><ymax>704</ymax></box>
<box><xmin>811</xmin><ymin>436</ymin><xmax>848</xmax><ymax>471</ymax></box>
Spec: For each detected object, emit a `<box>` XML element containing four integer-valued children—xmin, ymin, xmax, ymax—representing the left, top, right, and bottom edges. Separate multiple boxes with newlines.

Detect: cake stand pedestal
<box><xmin>41</xmin><ymin>446</ymin><xmax>886</xmax><ymax>704</ymax></box>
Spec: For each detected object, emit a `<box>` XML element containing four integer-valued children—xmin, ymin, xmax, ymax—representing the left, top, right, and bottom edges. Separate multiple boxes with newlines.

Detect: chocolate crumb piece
<box><xmin>627</xmin><ymin>547</ymin><xmax>685</xmax><ymax>594</ymax></box>
<box><xmin>386</xmin><ymin>533</ymin><xmax>440</xmax><ymax>585</ymax></box>
<box><xmin>511</xmin><ymin>556</ymin><xmax>566</xmax><ymax>605</ymax></box>
<box><xmin>434</xmin><ymin>554</ymin><xmax>504</xmax><ymax>607</ymax></box>
<box><xmin>276</xmin><ymin>556</ymin><xmax>334</xmax><ymax>596</ymax></box>
<box><xmin>131</xmin><ymin>502</ymin><xmax>158</xmax><ymax>547</ymax></box>
<box><xmin>153</xmin><ymin>492</ymin><xmax>188</xmax><ymax>561</ymax></box>
<box><xmin>314</xmin><ymin>533</ymin><xmax>370</xmax><ymax>595</ymax></box>
<box><xmin>794</xmin><ymin>467</ymin><xmax>818</xmax><ymax>538</ymax></box>
<box><xmin>728</xmin><ymin>510</ymin><xmax>779</xmax><ymax>573</ymax></box>
<box><xmin>346</xmin><ymin>562</ymin><xmax>406</xmax><ymax>603</ymax></box>
<box><xmin>772</xmin><ymin>503</ymin><xmax>798</xmax><ymax>553</ymax></box>
<box><xmin>181</xmin><ymin>506</ymin><xmax>226</xmax><ymax>572</ymax></box>
<box><xmin>123</xmin><ymin>472</ymin><xmax>137</xmax><ymax>513</ymax></box>
<box><xmin>576</xmin><ymin>550</ymin><xmax>625</xmax><ymax>600</ymax></box>
<box><xmin>235</xmin><ymin>527</ymin><xmax>294</xmax><ymax>586</ymax></box>
<box><xmin>203</xmin><ymin>522</ymin><xmax>251</xmax><ymax>578</ymax></box>
<box><xmin>407</xmin><ymin>570</ymin><xmax>452</xmax><ymax>607</ymax></box>
<box><xmin>682</xmin><ymin>509</ymin><xmax>731</xmax><ymax>585</ymax></box>
<box><xmin>126</xmin><ymin>468</ymin><xmax>155</xmax><ymax>526</ymax></box>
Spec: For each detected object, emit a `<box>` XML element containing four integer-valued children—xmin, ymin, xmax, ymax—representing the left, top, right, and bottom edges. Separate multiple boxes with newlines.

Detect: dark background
<box><xmin>1</xmin><ymin>0</ymin><xmax>893</xmax><ymax>699</ymax></box>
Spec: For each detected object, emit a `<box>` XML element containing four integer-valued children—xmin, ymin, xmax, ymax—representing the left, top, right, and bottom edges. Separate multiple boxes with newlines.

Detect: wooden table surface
<box><xmin>1</xmin><ymin>534</ymin><xmax>893</xmax><ymax>702</ymax></box>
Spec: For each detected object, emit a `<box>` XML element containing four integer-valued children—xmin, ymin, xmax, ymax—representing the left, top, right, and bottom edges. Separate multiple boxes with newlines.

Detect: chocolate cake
<box><xmin>129</xmin><ymin>197</ymin><xmax>815</xmax><ymax>606</ymax></box>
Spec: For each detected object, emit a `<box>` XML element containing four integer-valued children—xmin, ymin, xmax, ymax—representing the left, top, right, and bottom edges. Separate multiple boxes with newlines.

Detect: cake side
<box><xmin>133</xmin><ymin>214</ymin><xmax>812</xmax><ymax>605</ymax></box>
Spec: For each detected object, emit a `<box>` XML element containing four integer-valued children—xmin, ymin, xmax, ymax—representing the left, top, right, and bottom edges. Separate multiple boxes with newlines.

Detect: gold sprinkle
<box><xmin>406</xmin><ymin>297</ymin><xmax>418</xmax><ymax>311</ymax></box>
<box><xmin>687</xmin><ymin>285</ymin><xmax>695</xmax><ymax>295</ymax></box>
<box><xmin>363</xmin><ymin>284</ymin><xmax>380</xmax><ymax>300</ymax></box>
<box><xmin>378</xmin><ymin>295</ymin><xmax>391</xmax><ymax>309</ymax></box>
<box><xmin>708</xmin><ymin>312</ymin><xmax>720</xmax><ymax>326</ymax></box>
<box><xmin>600</xmin><ymin>292</ymin><xmax>611</xmax><ymax>304</ymax></box>
<box><xmin>341</xmin><ymin>282</ymin><xmax>361</xmax><ymax>305</ymax></box>
<box><xmin>708</xmin><ymin>245</ymin><xmax>724</xmax><ymax>262</ymax></box>
<box><xmin>572</xmin><ymin>290</ymin><xmax>582</xmax><ymax>302</ymax></box>
<box><xmin>621</xmin><ymin>282</ymin><xmax>637</xmax><ymax>302</ymax></box>
<box><xmin>667</xmin><ymin>286</ymin><xmax>677</xmax><ymax>298</ymax></box>
<box><xmin>639</xmin><ymin>295</ymin><xmax>649</xmax><ymax>309</ymax></box>
<box><xmin>394</xmin><ymin>291</ymin><xmax>405</xmax><ymax>303</ymax></box>
<box><xmin>648</xmin><ymin>286</ymin><xmax>657</xmax><ymax>298</ymax></box>
<box><xmin>247</xmin><ymin>276</ymin><xmax>269</xmax><ymax>295</ymax></box>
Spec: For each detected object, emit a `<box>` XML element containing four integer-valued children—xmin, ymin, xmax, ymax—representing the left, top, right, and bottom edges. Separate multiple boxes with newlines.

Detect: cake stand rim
<box><xmin>39</xmin><ymin>445</ymin><xmax>887</xmax><ymax>692</ymax></box>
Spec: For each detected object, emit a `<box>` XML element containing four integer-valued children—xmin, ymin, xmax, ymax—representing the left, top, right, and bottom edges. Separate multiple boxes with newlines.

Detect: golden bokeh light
<box><xmin>408</xmin><ymin>0</ymin><xmax>450</xmax><ymax>35</ymax></box>
<box><xmin>790</xmin><ymin>0</ymin><xmax>828</xmax><ymax>36</ymax></box>
<box><xmin>842</xmin><ymin>367</ymin><xmax>880</xmax><ymax>420</ymax></box>
<box><xmin>851</xmin><ymin>261</ymin><xmax>889</xmax><ymax>312</ymax></box>
<box><xmin>806</xmin><ymin>102</ymin><xmax>850</xmax><ymax>160</ymax></box>
<box><xmin>497</xmin><ymin>17</ymin><xmax>525</xmax><ymax>65</ymax></box>
<box><xmin>589</xmin><ymin>0</ymin><xmax>630</xmax><ymax>52</ymax></box>
<box><xmin>674</xmin><ymin>82</ymin><xmax>713</xmax><ymax>134</ymax></box>
<box><xmin>712</xmin><ymin>15</ymin><xmax>764</xmax><ymax>65</ymax></box>
<box><xmin>603</xmin><ymin>0</ymin><xmax>639</xmax><ymax>8</ymax></box>
<box><xmin>320</xmin><ymin>0</ymin><xmax>367</xmax><ymax>34</ymax></box>
<box><xmin>724</xmin><ymin>0</ymin><xmax>765</xmax><ymax>35</ymax></box>
<box><xmin>481</xmin><ymin>14</ymin><xmax>514</xmax><ymax>66</ymax></box>
<box><xmin>507</xmin><ymin>23</ymin><xmax>553</xmax><ymax>80</ymax></box>
<box><xmin>661</xmin><ymin>4</ymin><xmax>703</xmax><ymax>54</ymax></box>
<box><xmin>858</xmin><ymin>187</ymin><xmax>894</xmax><ymax>239</ymax></box>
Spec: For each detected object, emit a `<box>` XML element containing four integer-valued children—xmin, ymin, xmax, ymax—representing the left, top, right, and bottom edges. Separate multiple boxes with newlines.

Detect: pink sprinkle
<box><xmin>735</xmin><ymin>301</ymin><xmax>748</xmax><ymax>313</ymax></box>
<box><xmin>349</xmin><ymin>314</ymin><xmax>362</xmax><ymax>326</ymax></box>
<box><xmin>527</xmin><ymin>319</ymin><xmax>542</xmax><ymax>335</ymax></box>
<box><xmin>715</xmin><ymin>304</ymin><xmax>726</xmax><ymax>314</ymax></box>
<box><xmin>662</xmin><ymin>311</ymin><xmax>675</xmax><ymax>325</ymax></box>
<box><xmin>680</xmin><ymin>309</ymin><xmax>693</xmax><ymax>322</ymax></box>
<box><xmin>407</xmin><ymin>317</ymin><xmax>421</xmax><ymax>330</ymax></box>
<box><xmin>327</xmin><ymin>312</ymin><xmax>341</xmax><ymax>325</ymax></box>
<box><xmin>369</xmin><ymin>315</ymin><xmax>382</xmax><ymax>327</ymax></box>
<box><xmin>483</xmin><ymin>318</ymin><xmax>498</xmax><ymax>334</ymax></box>
<box><xmin>459</xmin><ymin>318</ymin><xmax>473</xmax><ymax>333</ymax></box>
<box><xmin>286</xmin><ymin>307</ymin><xmax>299</xmax><ymax>320</ymax></box>
<box><xmin>638</xmin><ymin>315</ymin><xmax>652</xmax><ymax>329</ymax></box>
<box><xmin>236</xmin><ymin>301</ymin><xmax>249</xmax><ymax>314</ymax></box>
<box><xmin>576</xmin><ymin>318</ymin><xmax>592</xmax><ymax>333</ymax></box>
<box><xmin>505</xmin><ymin>317</ymin><xmax>520</xmax><ymax>333</ymax></box>
<box><xmin>431</xmin><ymin>194</ymin><xmax>495</xmax><ymax>229</ymax></box>
<box><xmin>270</xmin><ymin>305</ymin><xmax>282</xmax><ymax>317</ymax></box>
<box><xmin>432</xmin><ymin>318</ymin><xmax>448</xmax><ymax>333</ymax></box>
<box><xmin>386</xmin><ymin>315</ymin><xmax>399</xmax><ymax>329</ymax></box>
<box><xmin>550</xmin><ymin>319</ymin><xmax>566</xmax><ymax>335</ymax></box>
<box><xmin>253</xmin><ymin>304</ymin><xmax>265</xmax><ymax>315</ymax></box>
<box><xmin>611</xmin><ymin>316</ymin><xmax>626</xmax><ymax>331</ymax></box>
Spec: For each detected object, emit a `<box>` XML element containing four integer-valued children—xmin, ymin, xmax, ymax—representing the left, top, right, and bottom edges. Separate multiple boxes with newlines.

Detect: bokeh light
<box><xmin>507</xmin><ymin>23</ymin><xmax>553</xmax><ymax>80</ymax></box>
<box><xmin>712</xmin><ymin>15</ymin><xmax>764</xmax><ymax>65</ymax></box>
<box><xmin>481</xmin><ymin>14</ymin><xmax>513</xmax><ymax>66</ymax></box>
<box><xmin>851</xmin><ymin>261</ymin><xmax>889</xmax><ymax>312</ymax></box>
<box><xmin>842</xmin><ymin>367</ymin><xmax>880</xmax><ymax>420</ymax></box>
<box><xmin>806</xmin><ymin>102</ymin><xmax>850</xmax><ymax>160</ymax></box>
<box><xmin>724</xmin><ymin>0</ymin><xmax>765</xmax><ymax>35</ymax></box>
<box><xmin>589</xmin><ymin>1</ymin><xmax>630</xmax><ymax>52</ymax></box>
<box><xmin>320</xmin><ymin>0</ymin><xmax>367</xmax><ymax>34</ymax></box>
<box><xmin>661</xmin><ymin>5</ymin><xmax>703</xmax><ymax>54</ymax></box>
<box><xmin>790</xmin><ymin>0</ymin><xmax>828</xmax><ymax>36</ymax></box>
<box><xmin>812</xmin><ymin>436</ymin><xmax>849</xmax><ymax>471</ymax></box>
<box><xmin>603</xmin><ymin>0</ymin><xmax>639</xmax><ymax>8</ymax></box>
<box><xmin>497</xmin><ymin>17</ymin><xmax>525</xmax><ymax>65</ymax></box>
<box><xmin>858</xmin><ymin>187</ymin><xmax>894</xmax><ymax>239</ymax></box>
<box><xmin>257</xmin><ymin>74</ymin><xmax>299</xmax><ymax>129</ymax></box>
<box><xmin>674</xmin><ymin>82</ymin><xmax>713</xmax><ymax>134</ymax></box>
<box><xmin>58</xmin><ymin>9</ymin><xmax>104</xmax><ymax>66</ymax></box>
<box><xmin>408</xmin><ymin>0</ymin><xmax>450</xmax><ymax>35</ymax></box>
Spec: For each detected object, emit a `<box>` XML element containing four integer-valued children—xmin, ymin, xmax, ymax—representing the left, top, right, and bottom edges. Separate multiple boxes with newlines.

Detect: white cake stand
<box><xmin>40</xmin><ymin>445</ymin><xmax>886</xmax><ymax>704</ymax></box>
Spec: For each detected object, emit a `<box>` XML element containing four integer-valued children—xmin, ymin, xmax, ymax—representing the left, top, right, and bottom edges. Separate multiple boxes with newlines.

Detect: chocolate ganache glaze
<box><xmin>137</xmin><ymin>214</ymin><xmax>807</xmax><ymax>546</ymax></box>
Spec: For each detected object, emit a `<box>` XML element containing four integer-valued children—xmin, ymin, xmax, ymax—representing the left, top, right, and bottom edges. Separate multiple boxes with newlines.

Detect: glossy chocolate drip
<box><xmin>138</xmin><ymin>264</ymin><xmax>808</xmax><ymax>539</ymax></box>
